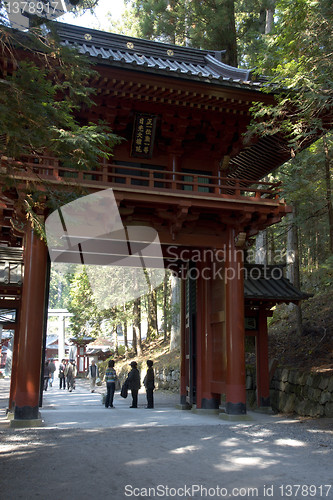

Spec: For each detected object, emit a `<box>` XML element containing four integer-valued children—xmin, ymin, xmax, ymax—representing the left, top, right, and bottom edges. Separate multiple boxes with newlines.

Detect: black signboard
<box><xmin>131</xmin><ymin>114</ymin><xmax>157</xmax><ymax>159</ymax></box>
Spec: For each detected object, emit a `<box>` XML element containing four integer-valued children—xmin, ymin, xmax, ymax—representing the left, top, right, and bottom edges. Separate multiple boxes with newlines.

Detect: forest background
<box><xmin>1</xmin><ymin>0</ymin><xmax>332</xmax><ymax>371</ymax></box>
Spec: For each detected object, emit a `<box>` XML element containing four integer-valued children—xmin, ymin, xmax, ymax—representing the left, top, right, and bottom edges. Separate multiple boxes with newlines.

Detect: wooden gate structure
<box><xmin>0</xmin><ymin>24</ymin><xmax>315</xmax><ymax>422</ymax></box>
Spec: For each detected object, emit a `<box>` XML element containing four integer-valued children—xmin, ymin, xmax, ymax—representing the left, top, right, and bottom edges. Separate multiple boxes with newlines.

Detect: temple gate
<box><xmin>0</xmin><ymin>24</ymin><xmax>312</xmax><ymax>422</ymax></box>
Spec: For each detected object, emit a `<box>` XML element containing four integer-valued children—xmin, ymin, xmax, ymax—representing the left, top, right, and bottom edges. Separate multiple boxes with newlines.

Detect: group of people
<box><xmin>105</xmin><ymin>359</ymin><xmax>155</xmax><ymax>409</ymax></box>
<box><xmin>43</xmin><ymin>358</ymin><xmax>77</xmax><ymax>392</ymax></box>
<box><xmin>43</xmin><ymin>357</ymin><xmax>156</xmax><ymax>409</ymax></box>
<box><xmin>59</xmin><ymin>359</ymin><xmax>77</xmax><ymax>392</ymax></box>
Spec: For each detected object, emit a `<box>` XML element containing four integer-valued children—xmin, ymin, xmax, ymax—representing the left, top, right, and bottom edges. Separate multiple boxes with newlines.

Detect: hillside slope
<box><xmin>268</xmin><ymin>287</ymin><xmax>333</xmax><ymax>373</ymax></box>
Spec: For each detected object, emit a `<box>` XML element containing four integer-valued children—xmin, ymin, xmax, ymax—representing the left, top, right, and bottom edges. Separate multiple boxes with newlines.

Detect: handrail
<box><xmin>1</xmin><ymin>156</ymin><xmax>283</xmax><ymax>201</ymax></box>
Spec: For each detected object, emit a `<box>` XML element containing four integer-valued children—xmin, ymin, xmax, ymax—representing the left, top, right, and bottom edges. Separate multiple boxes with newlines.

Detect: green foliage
<box><xmin>248</xmin><ymin>0</ymin><xmax>333</xmax><ymax>151</ymax></box>
<box><xmin>67</xmin><ymin>266</ymin><xmax>102</xmax><ymax>339</ymax></box>
<box><xmin>48</xmin><ymin>263</ymin><xmax>77</xmax><ymax>309</ymax></box>
<box><xmin>0</xmin><ymin>17</ymin><xmax>122</xmax><ymax>237</ymax></box>
<box><xmin>0</xmin><ymin>26</ymin><xmax>120</xmax><ymax>164</ymax></box>
<box><xmin>119</xmin><ymin>0</ymin><xmax>238</xmax><ymax>65</ymax></box>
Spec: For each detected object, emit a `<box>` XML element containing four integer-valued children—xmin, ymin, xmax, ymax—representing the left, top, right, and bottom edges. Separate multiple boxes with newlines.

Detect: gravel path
<box><xmin>0</xmin><ymin>379</ymin><xmax>332</xmax><ymax>500</ymax></box>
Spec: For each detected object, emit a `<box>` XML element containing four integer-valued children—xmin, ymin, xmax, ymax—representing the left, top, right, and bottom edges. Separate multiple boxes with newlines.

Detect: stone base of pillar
<box><xmin>14</xmin><ymin>405</ymin><xmax>40</xmax><ymax>420</ymax></box>
<box><xmin>176</xmin><ymin>403</ymin><xmax>192</xmax><ymax>410</ymax></box>
<box><xmin>259</xmin><ymin>396</ymin><xmax>271</xmax><ymax>407</ymax></box>
<box><xmin>5</xmin><ymin>410</ymin><xmax>14</xmax><ymax>420</ymax></box>
<box><xmin>254</xmin><ymin>406</ymin><xmax>274</xmax><ymax>415</ymax></box>
<box><xmin>225</xmin><ymin>401</ymin><xmax>246</xmax><ymax>415</ymax></box>
<box><xmin>218</xmin><ymin>412</ymin><xmax>252</xmax><ymax>422</ymax></box>
<box><xmin>176</xmin><ymin>395</ymin><xmax>192</xmax><ymax>410</ymax></box>
<box><xmin>191</xmin><ymin>406</ymin><xmax>219</xmax><ymax>415</ymax></box>
<box><xmin>10</xmin><ymin>417</ymin><xmax>43</xmax><ymax>428</ymax></box>
<box><xmin>200</xmin><ymin>397</ymin><xmax>220</xmax><ymax>410</ymax></box>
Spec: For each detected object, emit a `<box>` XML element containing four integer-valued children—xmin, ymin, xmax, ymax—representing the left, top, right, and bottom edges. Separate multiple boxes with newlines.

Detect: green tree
<box><xmin>68</xmin><ymin>267</ymin><xmax>101</xmax><ymax>339</ymax></box>
<box><xmin>48</xmin><ymin>263</ymin><xmax>76</xmax><ymax>309</ymax></box>
<box><xmin>0</xmin><ymin>5</ymin><xmax>121</xmax><ymax>235</ymax></box>
<box><xmin>114</xmin><ymin>0</ymin><xmax>238</xmax><ymax>66</ymax></box>
<box><xmin>248</xmin><ymin>0</ymin><xmax>333</xmax><ymax>151</ymax></box>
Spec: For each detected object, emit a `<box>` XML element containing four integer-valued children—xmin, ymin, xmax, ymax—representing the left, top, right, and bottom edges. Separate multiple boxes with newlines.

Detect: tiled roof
<box><xmin>55</xmin><ymin>23</ymin><xmax>258</xmax><ymax>89</ymax></box>
<box><xmin>244</xmin><ymin>266</ymin><xmax>311</xmax><ymax>303</ymax></box>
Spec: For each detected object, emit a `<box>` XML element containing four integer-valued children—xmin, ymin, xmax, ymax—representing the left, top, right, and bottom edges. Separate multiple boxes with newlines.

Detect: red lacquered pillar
<box><xmin>196</xmin><ymin>260</ymin><xmax>219</xmax><ymax>409</ymax></box>
<box><xmin>8</xmin><ymin>321</ymin><xmax>20</xmax><ymax>410</ymax></box>
<box><xmin>225</xmin><ymin>228</ymin><xmax>246</xmax><ymax>414</ymax></box>
<box><xmin>179</xmin><ymin>278</ymin><xmax>187</xmax><ymax>406</ymax></box>
<box><xmin>14</xmin><ymin>225</ymin><xmax>48</xmax><ymax>420</ymax></box>
<box><xmin>256</xmin><ymin>309</ymin><xmax>270</xmax><ymax>407</ymax></box>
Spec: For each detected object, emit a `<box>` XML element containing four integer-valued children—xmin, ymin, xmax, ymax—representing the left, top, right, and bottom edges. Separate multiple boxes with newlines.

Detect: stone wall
<box><xmin>114</xmin><ymin>364</ymin><xmax>180</xmax><ymax>393</ymax></box>
<box><xmin>246</xmin><ymin>367</ymin><xmax>333</xmax><ymax>417</ymax></box>
<box><xmin>270</xmin><ymin>368</ymin><xmax>333</xmax><ymax>417</ymax></box>
<box><xmin>154</xmin><ymin>367</ymin><xmax>180</xmax><ymax>392</ymax></box>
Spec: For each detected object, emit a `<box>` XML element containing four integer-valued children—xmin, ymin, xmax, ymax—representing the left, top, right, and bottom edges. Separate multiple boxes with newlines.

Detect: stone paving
<box><xmin>0</xmin><ymin>378</ymin><xmax>332</xmax><ymax>500</ymax></box>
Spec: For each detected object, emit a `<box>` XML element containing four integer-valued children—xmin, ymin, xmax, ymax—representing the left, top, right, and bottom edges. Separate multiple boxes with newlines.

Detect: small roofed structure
<box><xmin>244</xmin><ymin>265</ymin><xmax>311</xmax><ymax>306</ymax></box>
<box><xmin>69</xmin><ymin>336</ymin><xmax>93</xmax><ymax>374</ymax></box>
<box><xmin>243</xmin><ymin>264</ymin><xmax>311</xmax><ymax>408</ymax></box>
<box><xmin>86</xmin><ymin>337</ymin><xmax>114</xmax><ymax>362</ymax></box>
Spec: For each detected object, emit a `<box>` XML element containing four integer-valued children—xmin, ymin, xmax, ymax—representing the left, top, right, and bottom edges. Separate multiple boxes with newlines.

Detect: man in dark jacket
<box><xmin>48</xmin><ymin>359</ymin><xmax>56</xmax><ymax>387</ymax></box>
<box><xmin>59</xmin><ymin>359</ymin><xmax>66</xmax><ymax>390</ymax></box>
<box><xmin>43</xmin><ymin>360</ymin><xmax>51</xmax><ymax>391</ymax></box>
<box><xmin>127</xmin><ymin>361</ymin><xmax>140</xmax><ymax>408</ymax></box>
<box><xmin>143</xmin><ymin>360</ymin><xmax>155</xmax><ymax>409</ymax></box>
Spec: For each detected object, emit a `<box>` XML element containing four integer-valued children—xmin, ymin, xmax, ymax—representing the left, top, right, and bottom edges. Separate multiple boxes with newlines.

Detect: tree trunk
<box><xmin>133</xmin><ymin>297</ymin><xmax>142</xmax><ymax>355</ymax></box>
<box><xmin>170</xmin><ymin>275</ymin><xmax>181</xmax><ymax>351</ymax></box>
<box><xmin>286</xmin><ymin>207</ymin><xmax>303</xmax><ymax>336</ymax></box>
<box><xmin>222</xmin><ymin>0</ymin><xmax>238</xmax><ymax>67</ymax></box>
<box><xmin>255</xmin><ymin>230</ymin><xmax>268</xmax><ymax>265</ymax></box>
<box><xmin>123</xmin><ymin>320</ymin><xmax>128</xmax><ymax>351</ymax></box>
<box><xmin>112</xmin><ymin>327</ymin><xmax>118</xmax><ymax>356</ymax></box>
<box><xmin>163</xmin><ymin>272</ymin><xmax>170</xmax><ymax>341</ymax></box>
<box><xmin>143</xmin><ymin>269</ymin><xmax>158</xmax><ymax>340</ymax></box>
<box><xmin>323</xmin><ymin>136</ymin><xmax>333</xmax><ymax>254</ymax></box>
<box><xmin>268</xmin><ymin>227</ymin><xmax>275</xmax><ymax>264</ymax></box>
<box><xmin>265</xmin><ymin>3</ymin><xmax>275</xmax><ymax>35</ymax></box>
<box><xmin>146</xmin><ymin>290</ymin><xmax>158</xmax><ymax>340</ymax></box>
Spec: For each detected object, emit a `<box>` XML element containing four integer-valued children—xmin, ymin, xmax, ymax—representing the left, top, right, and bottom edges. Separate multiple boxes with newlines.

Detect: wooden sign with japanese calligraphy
<box><xmin>131</xmin><ymin>114</ymin><xmax>157</xmax><ymax>159</ymax></box>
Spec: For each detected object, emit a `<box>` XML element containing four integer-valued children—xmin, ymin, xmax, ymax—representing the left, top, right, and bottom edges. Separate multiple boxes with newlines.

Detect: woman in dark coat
<box><xmin>143</xmin><ymin>360</ymin><xmax>155</xmax><ymax>409</ymax></box>
<box><xmin>127</xmin><ymin>361</ymin><xmax>141</xmax><ymax>408</ymax></box>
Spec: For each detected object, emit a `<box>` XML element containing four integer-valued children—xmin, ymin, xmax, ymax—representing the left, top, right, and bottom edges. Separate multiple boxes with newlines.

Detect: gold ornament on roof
<box><xmin>127</xmin><ymin>42</ymin><xmax>134</xmax><ymax>49</ymax></box>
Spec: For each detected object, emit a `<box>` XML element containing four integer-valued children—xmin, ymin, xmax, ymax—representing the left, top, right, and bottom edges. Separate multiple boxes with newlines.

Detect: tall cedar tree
<box><xmin>0</xmin><ymin>6</ymin><xmax>121</xmax><ymax>231</ymax></box>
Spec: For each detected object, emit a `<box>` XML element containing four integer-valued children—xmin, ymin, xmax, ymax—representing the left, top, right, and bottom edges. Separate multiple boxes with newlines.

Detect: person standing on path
<box><xmin>48</xmin><ymin>358</ymin><xmax>56</xmax><ymax>387</ymax></box>
<box><xmin>104</xmin><ymin>360</ymin><xmax>117</xmax><ymax>408</ymax></box>
<box><xmin>59</xmin><ymin>359</ymin><xmax>66</xmax><ymax>390</ymax></box>
<box><xmin>143</xmin><ymin>359</ymin><xmax>155</xmax><ymax>409</ymax></box>
<box><xmin>127</xmin><ymin>361</ymin><xmax>140</xmax><ymax>408</ymax></box>
<box><xmin>43</xmin><ymin>360</ymin><xmax>51</xmax><ymax>391</ymax></box>
<box><xmin>65</xmin><ymin>359</ymin><xmax>76</xmax><ymax>392</ymax></box>
<box><xmin>87</xmin><ymin>360</ymin><xmax>99</xmax><ymax>393</ymax></box>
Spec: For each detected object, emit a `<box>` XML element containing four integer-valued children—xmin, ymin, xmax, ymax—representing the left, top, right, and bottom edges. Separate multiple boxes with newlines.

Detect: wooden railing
<box><xmin>2</xmin><ymin>156</ymin><xmax>283</xmax><ymax>201</ymax></box>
